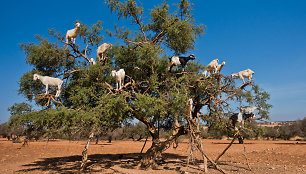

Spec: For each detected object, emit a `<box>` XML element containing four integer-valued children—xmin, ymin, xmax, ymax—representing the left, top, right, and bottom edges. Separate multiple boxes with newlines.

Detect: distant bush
<box><xmin>0</xmin><ymin>123</ymin><xmax>9</xmax><ymax>138</ymax></box>
<box><xmin>262</xmin><ymin>117</ymin><xmax>306</xmax><ymax>140</ymax></box>
<box><xmin>205</xmin><ymin>117</ymin><xmax>306</xmax><ymax>141</ymax></box>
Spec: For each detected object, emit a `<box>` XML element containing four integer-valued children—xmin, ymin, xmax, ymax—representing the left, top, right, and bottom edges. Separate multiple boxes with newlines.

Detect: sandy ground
<box><xmin>0</xmin><ymin>138</ymin><xmax>305</xmax><ymax>174</ymax></box>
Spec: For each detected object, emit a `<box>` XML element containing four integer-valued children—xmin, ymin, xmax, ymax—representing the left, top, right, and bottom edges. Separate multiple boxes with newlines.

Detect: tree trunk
<box><xmin>81</xmin><ymin>132</ymin><xmax>94</xmax><ymax>171</ymax></box>
<box><xmin>108</xmin><ymin>135</ymin><xmax>112</xmax><ymax>143</ymax></box>
<box><xmin>238</xmin><ymin>135</ymin><xmax>244</xmax><ymax>144</ymax></box>
<box><xmin>139</xmin><ymin>124</ymin><xmax>186</xmax><ymax>169</ymax></box>
<box><xmin>95</xmin><ymin>135</ymin><xmax>99</xmax><ymax>144</ymax></box>
<box><xmin>140</xmin><ymin>139</ymin><xmax>164</xmax><ymax>169</ymax></box>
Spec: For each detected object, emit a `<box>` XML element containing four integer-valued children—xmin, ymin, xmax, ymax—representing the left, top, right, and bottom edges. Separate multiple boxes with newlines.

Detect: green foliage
<box><xmin>261</xmin><ymin>120</ymin><xmax>306</xmax><ymax>141</ymax></box>
<box><xmin>78</xmin><ymin>21</ymin><xmax>104</xmax><ymax>46</ymax></box>
<box><xmin>275</xmin><ymin>118</ymin><xmax>306</xmax><ymax>140</ymax></box>
<box><xmin>8</xmin><ymin>107</ymin><xmax>123</xmax><ymax>140</ymax></box>
<box><xmin>165</xmin><ymin>19</ymin><xmax>203</xmax><ymax>54</ymax></box>
<box><xmin>254</xmin><ymin>126</ymin><xmax>266</xmax><ymax>139</ymax></box>
<box><xmin>20</xmin><ymin>36</ymin><xmax>73</xmax><ymax>74</ymax></box>
<box><xmin>8</xmin><ymin>102</ymin><xmax>32</xmax><ymax>116</ymax></box>
<box><xmin>106</xmin><ymin>0</ymin><xmax>203</xmax><ymax>54</ymax></box>
<box><xmin>242</xmin><ymin>85</ymin><xmax>272</xmax><ymax>119</ymax></box>
<box><xmin>63</xmin><ymin>64</ymin><xmax>113</xmax><ymax>108</ymax></box>
<box><xmin>207</xmin><ymin>117</ymin><xmax>234</xmax><ymax>139</ymax></box>
<box><xmin>106</xmin><ymin>0</ymin><xmax>144</xmax><ymax>21</ymax></box>
<box><xmin>299</xmin><ymin>117</ymin><xmax>306</xmax><ymax>137</ymax></box>
<box><xmin>264</xmin><ymin>127</ymin><xmax>279</xmax><ymax>140</ymax></box>
<box><xmin>121</xmin><ymin>122</ymin><xmax>148</xmax><ymax>140</ymax></box>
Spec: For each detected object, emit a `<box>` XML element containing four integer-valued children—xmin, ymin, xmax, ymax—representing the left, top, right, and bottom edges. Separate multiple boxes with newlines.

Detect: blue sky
<box><xmin>0</xmin><ymin>0</ymin><xmax>305</xmax><ymax>123</ymax></box>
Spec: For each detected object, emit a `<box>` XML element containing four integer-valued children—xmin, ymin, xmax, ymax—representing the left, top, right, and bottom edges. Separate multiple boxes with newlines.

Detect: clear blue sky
<box><xmin>0</xmin><ymin>0</ymin><xmax>305</xmax><ymax>123</ymax></box>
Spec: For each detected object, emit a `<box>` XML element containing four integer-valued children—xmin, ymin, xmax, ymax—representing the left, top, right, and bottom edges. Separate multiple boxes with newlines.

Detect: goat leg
<box><xmin>45</xmin><ymin>84</ymin><xmax>49</xmax><ymax>95</ymax></box>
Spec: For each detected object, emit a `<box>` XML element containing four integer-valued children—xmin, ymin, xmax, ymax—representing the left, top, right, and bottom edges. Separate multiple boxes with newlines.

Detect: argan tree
<box><xmin>10</xmin><ymin>0</ymin><xmax>271</xmax><ymax>170</ymax></box>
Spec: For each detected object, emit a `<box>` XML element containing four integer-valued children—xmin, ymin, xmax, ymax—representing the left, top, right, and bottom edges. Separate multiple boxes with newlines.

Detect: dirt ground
<box><xmin>0</xmin><ymin>138</ymin><xmax>305</xmax><ymax>174</ymax></box>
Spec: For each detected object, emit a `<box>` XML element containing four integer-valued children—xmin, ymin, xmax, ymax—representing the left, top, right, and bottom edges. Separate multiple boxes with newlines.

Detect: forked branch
<box><xmin>27</xmin><ymin>93</ymin><xmax>66</xmax><ymax>108</ymax></box>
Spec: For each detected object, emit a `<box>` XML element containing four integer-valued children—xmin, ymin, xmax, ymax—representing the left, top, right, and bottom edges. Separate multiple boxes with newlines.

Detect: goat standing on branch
<box><xmin>89</xmin><ymin>58</ymin><xmax>96</xmax><ymax>65</ymax></box>
<box><xmin>231</xmin><ymin>69</ymin><xmax>255</xmax><ymax>83</ymax></box>
<box><xmin>65</xmin><ymin>22</ymin><xmax>81</xmax><ymax>44</ymax></box>
<box><xmin>33</xmin><ymin>74</ymin><xmax>63</xmax><ymax>97</ymax></box>
<box><xmin>230</xmin><ymin>106</ymin><xmax>258</xmax><ymax>144</ymax></box>
<box><xmin>202</xmin><ymin>58</ymin><xmax>219</xmax><ymax>77</ymax></box>
<box><xmin>240</xmin><ymin>106</ymin><xmax>258</xmax><ymax>114</ymax></box>
<box><xmin>230</xmin><ymin>112</ymin><xmax>256</xmax><ymax>129</ymax></box>
<box><xmin>216</xmin><ymin>61</ymin><xmax>226</xmax><ymax>74</ymax></box>
<box><xmin>97</xmin><ymin>43</ymin><xmax>113</xmax><ymax>62</ymax></box>
<box><xmin>168</xmin><ymin>54</ymin><xmax>195</xmax><ymax>72</ymax></box>
<box><xmin>231</xmin><ymin>106</ymin><xmax>258</xmax><ymax>128</ymax></box>
<box><xmin>111</xmin><ymin>69</ymin><xmax>125</xmax><ymax>90</ymax></box>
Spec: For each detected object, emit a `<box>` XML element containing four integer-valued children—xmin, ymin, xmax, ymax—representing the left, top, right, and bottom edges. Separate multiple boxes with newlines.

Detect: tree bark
<box><xmin>238</xmin><ymin>136</ymin><xmax>244</xmax><ymax>144</ymax></box>
<box><xmin>139</xmin><ymin>125</ymin><xmax>186</xmax><ymax>169</ymax></box>
<box><xmin>95</xmin><ymin>135</ymin><xmax>99</xmax><ymax>144</ymax></box>
<box><xmin>80</xmin><ymin>132</ymin><xmax>94</xmax><ymax>171</ymax></box>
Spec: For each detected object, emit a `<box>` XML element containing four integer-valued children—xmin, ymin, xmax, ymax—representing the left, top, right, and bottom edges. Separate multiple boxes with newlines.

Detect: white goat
<box><xmin>111</xmin><ymin>69</ymin><xmax>125</xmax><ymax>90</ymax></box>
<box><xmin>33</xmin><ymin>74</ymin><xmax>63</xmax><ymax>97</ymax></box>
<box><xmin>65</xmin><ymin>22</ymin><xmax>81</xmax><ymax>44</ymax></box>
<box><xmin>231</xmin><ymin>69</ymin><xmax>255</xmax><ymax>83</ymax></box>
<box><xmin>240</xmin><ymin>106</ymin><xmax>258</xmax><ymax>114</ymax></box>
<box><xmin>89</xmin><ymin>58</ymin><xmax>96</xmax><ymax>65</ymax></box>
<box><xmin>230</xmin><ymin>106</ymin><xmax>258</xmax><ymax>144</ymax></box>
<box><xmin>202</xmin><ymin>58</ymin><xmax>219</xmax><ymax>77</ymax></box>
<box><xmin>97</xmin><ymin>43</ymin><xmax>113</xmax><ymax>62</ymax></box>
<box><xmin>216</xmin><ymin>61</ymin><xmax>226</xmax><ymax>74</ymax></box>
<box><xmin>230</xmin><ymin>106</ymin><xmax>257</xmax><ymax>131</ymax></box>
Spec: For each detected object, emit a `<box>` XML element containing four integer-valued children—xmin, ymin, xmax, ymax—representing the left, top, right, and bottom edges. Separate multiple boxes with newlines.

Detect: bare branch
<box><xmin>222</xmin><ymin>81</ymin><xmax>253</xmax><ymax>103</ymax></box>
<box><xmin>131</xmin><ymin>13</ymin><xmax>147</xmax><ymax>41</ymax></box>
<box><xmin>27</xmin><ymin>93</ymin><xmax>66</xmax><ymax>108</ymax></box>
<box><xmin>56</xmin><ymin>69</ymin><xmax>82</xmax><ymax>79</ymax></box>
<box><xmin>84</xmin><ymin>43</ymin><xmax>90</xmax><ymax>57</ymax></box>
<box><xmin>61</xmin><ymin>41</ymin><xmax>90</xmax><ymax>63</ymax></box>
<box><xmin>50</xmin><ymin>95</ymin><xmax>66</xmax><ymax>108</ymax></box>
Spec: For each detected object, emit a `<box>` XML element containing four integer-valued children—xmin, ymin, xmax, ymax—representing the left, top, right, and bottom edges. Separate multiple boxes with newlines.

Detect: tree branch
<box><xmin>61</xmin><ymin>41</ymin><xmax>90</xmax><ymax>63</ymax></box>
<box><xmin>27</xmin><ymin>93</ymin><xmax>66</xmax><ymax>108</ymax></box>
<box><xmin>152</xmin><ymin>18</ymin><xmax>178</xmax><ymax>44</ymax></box>
<box><xmin>222</xmin><ymin>81</ymin><xmax>253</xmax><ymax>103</ymax></box>
<box><xmin>132</xmin><ymin>13</ymin><xmax>147</xmax><ymax>41</ymax></box>
<box><xmin>56</xmin><ymin>69</ymin><xmax>82</xmax><ymax>79</ymax></box>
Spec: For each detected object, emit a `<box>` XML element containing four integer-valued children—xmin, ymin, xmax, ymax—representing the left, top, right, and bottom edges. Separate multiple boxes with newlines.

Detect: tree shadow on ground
<box><xmin>17</xmin><ymin>153</ymin><xmax>188</xmax><ymax>173</ymax></box>
<box><xmin>271</xmin><ymin>142</ymin><xmax>306</xmax><ymax>145</ymax></box>
<box><xmin>212</xmin><ymin>142</ymin><xmax>254</xmax><ymax>144</ymax></box>
<box><xmin>17</xmin><ymin>152</ymin><xmax>252</xmax><ymax>173</ymax></box>
<box><xmin>216</xmin><ymin>160</ymin><xmax>251</xmax><ymax>171</ymax></box>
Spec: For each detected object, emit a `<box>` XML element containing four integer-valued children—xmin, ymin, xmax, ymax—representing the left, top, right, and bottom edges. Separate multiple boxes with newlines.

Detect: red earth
<box><xmin>0</xmin><ymin>138</ymin><xmax>305</xmax><ymax>173</ymax></box>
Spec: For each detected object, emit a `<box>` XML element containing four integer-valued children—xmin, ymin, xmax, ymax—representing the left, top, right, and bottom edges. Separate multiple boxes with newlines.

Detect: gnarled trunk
<box><xmin>139</xmin><ymin>119</ymin><xmax>187</xmax><ymax>168</ymax></box>
<box><xmin>80</xmin><ymin>132</ymin><xmax>94</xmax><ymax>171</ymax></box>
<box><xmin>140</xmin><ymin>138</ymin><xmax>164</xmax><ymax>169</ymax></box>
